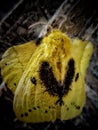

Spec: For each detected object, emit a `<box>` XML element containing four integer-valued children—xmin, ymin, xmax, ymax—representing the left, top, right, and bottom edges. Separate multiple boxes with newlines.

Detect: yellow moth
<box><xmin>0</xmin><ymin>29</ymin><xmax>93</xmax><ymax>123</ymax></box>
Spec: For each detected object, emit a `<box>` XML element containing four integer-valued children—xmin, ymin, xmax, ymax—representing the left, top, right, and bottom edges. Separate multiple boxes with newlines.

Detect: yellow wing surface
<box><xmin>0</xmin><ymin>41</ymin><xmax>37</xmax><ymax>93</ymax></box>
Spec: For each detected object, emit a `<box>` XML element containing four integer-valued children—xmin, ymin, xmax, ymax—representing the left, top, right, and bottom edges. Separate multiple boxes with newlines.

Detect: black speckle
<box><xmin>37</xmin><ymin>106</ymin><xmax>40</xmax><ymax>109</ymax></box>
<box><xmin>66</xmin><ymin>107</ymin><xmax>69</xmax><ymax>110</ymax></box>
<box><xmin>14</xmin><ymin>83</ymin><xmax>16</xmax><ymax>86</ymax></box>
<box><xmin>76</xmin><ymin>105</ymin><xmax>80</xmax><ymax>110</ymax></box>
<box><xmin>71</xmin><ymin>102</ymin><xmax>80</xmax><ymax>110</ymax></box>
<box><xmin>45</xmin><ymin>110</ymin><xmax>48</xmax><ymax>113</ymax></box>
<box><xmin>33</xmin><ymin>107</ymin><xmax>36</xmax><ymax>110</ymax></box>
<box><xmin>5</xmin><ymin>63</ymin><xmax>7</xmax><ymax>65</ymax></box>
<box><xmin>75</xmin><ymin>73</ymin><xmax>79</xmax><ymax>82</ymax></box>
<box><xmin>25</xmin><ymin>112</ymin><xmax>28</xmax><ymax>116</ymax></box>
<box><xmin>48</xmin><ymin>106</ymin><xmax>51</xmax><ymax>109</ymax></box>
<box><xmin>48</xmin><ymin>106</ymin><xmax>55</xmax><ymax>109</ymax></box>
<box><xmin>21</xmin><ymin>114</ymin><xmax>24</xmax><ymax>117</ymax></box>
<box><xmin>30</xmin><ymin>77</ymin><xmax>37</xmax><ymax>85</ymax></box>
<box><xmin>28</xmin><ymin>109</ymin><xmax>32</xmax><ymax>112</ymax></box>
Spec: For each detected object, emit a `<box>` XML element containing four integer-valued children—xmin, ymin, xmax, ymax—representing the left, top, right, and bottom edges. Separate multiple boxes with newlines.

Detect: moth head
<box><xmin>41</xmin><ymin>29</ymin><xmax>71</xmax><ymax>58</ymax></box>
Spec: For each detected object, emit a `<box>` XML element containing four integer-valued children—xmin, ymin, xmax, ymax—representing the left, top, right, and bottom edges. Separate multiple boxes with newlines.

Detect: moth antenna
<box><xmin>28</xmin><ymin>22</ymin><xmax>52</xmax><ymax>35</ymax></box>
<box><xmin>28</xmin><ymin>22</ymin><xmax>47</xmax><ymax>29</ymax></box>
<box><xmin>58</xmin><ymin>15</ymin><xmax>67</xmax><ymax>29</ymax></box>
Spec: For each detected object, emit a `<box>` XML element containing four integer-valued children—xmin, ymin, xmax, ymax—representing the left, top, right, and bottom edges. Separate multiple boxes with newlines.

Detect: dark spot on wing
<box><xmin>65</xmin><ymin>104</ymin><xmax>69</xmax><ymax>110</ymax></box>
<box><xmin>48</xmin><ymin>106</ymin><xmax>55</xmax><ymax>109</ymax></box>
<box><xmin>5</xmin><ymin>63</ymin><xmax>7</xmax><ymax>65</ymax></box>
<box><xmin>45</xmin><ymin>110</ymin><xmax>48</xmax><ymax>113</ymax></box>
<box><xmin>71</xmin><ymin>102</ymin><xmax>80</xmax><ymax>110</ymax></box>
<box><xmin>76</xmin><ymin>105</ymin><xmax>80</xmax><ymax>109</ymax></box>
<box><xmin>39</xmin><ymin>58</ymin><xmax>75</xmax><ymax>106</ymax></box>
<box><xmin>39</xmin><ymin>61</ymin><xmax>59</xmax><ymax>96</ymax></box>
<box><xmin>66</xmin><ymin>107</ymin><xmax>69</xmax><ymax>110</ymax></box>
<box><xmin>24</xmin><ymin>112</ymin><xmax>28</xmax><ymax>116</ymax></box>
<box><xmin>20</xmin><ymin>106</ymin><xmax>38</xmax><ymax>118</ymax></box>
<box><xmin>63</xmin><ymin>59</ymin><xmax>75</xmax><ymax>94</ymax></box>
<box><xmin>37</xmin><ymin>106</ymin><xmax>40</xmax><ymax>109</ymax></box>
<box><xmin>30</xmin><ymin>77</ymin><xmax>37</xmax><ymax>85</ymax></box>
<box><xmin>75</xmin><ymin>73</ymin><xmax>79</xmax><ymax>82</ymax></box>
<box><xmin>48</xmin><ymin>106</ymin><xmax>51</xmax><ymax>109</ymax></box>
<box><xmin>28</xmin><ymin>109</ymin><xmax>32</xmax><ymax>112</ymax></box>
<box><xmin>14</xmin><ymin>83</ymin><xmax>16</xmax><ymax>86</ymax></box>
<box><xmin>21</xmin><ymin>114</ymin><xmax>24</xmax><ymax>117</ymax></box>
<box><xmin>33</xmin><ymin>107</ymin><xmax>36</xmax><ymax>110</ymax></box>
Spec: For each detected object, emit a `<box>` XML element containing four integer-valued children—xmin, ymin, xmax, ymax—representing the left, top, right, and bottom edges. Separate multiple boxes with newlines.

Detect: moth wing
<box><xmin>80</xmin><ymin>41</ymin><xmax>93</xmax><ymax>77</ymax></box>
<box><xmin>61</xmin><ymin>39</ymin><xmax>93</xmax><ymax>120</ymax></box>
<box><xmin>71</xmin><ymin>39</ymin><xmax>93</xmax><ymax>77</ymax></box>
<box><xmin>14</xmin><ymin>82</ymin><xmax>60</xmax><ymax>123</ymax></box>
<box><xmin>0</xmin><ymin>41</ymin><xmax>37</xmax><ymax>93</ymax></box>
<box><xmin>13</xmin><ymin>45</ymin><xmax>61</xmax><ymax>123</ymax></box>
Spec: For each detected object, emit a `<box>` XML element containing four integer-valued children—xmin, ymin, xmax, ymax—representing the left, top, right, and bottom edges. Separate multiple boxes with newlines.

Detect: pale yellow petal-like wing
<box><xmin>0</xmin><ymin>41</ymin><xmax>37</xmax><ymax>93</ymax></box>
<box><xmin>61</xmin><ymin>38</ymin><xmax>93</xmax><ymax>120</ymax></box>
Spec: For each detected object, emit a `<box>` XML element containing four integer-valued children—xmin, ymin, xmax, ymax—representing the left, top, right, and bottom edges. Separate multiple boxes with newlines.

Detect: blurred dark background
<box><xmin>0</xmin><ymin>0</ymin><xmax>20</xmax><ymax>20</ymax></box>
<box><xmin>0</xmin><ymin>0</ymin><xmax>98</xmax><ymax>20</ymax></box>
<box><xmin>0</xmin><ymin>0</ymin><xmax>98</xmax><ymax>130</ymax></box>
